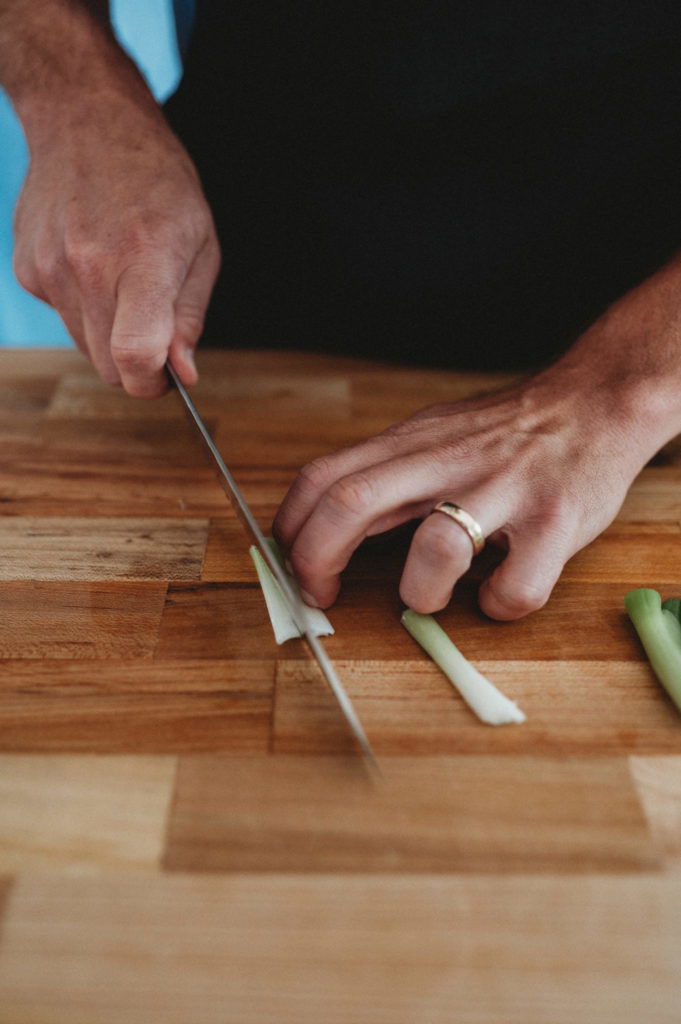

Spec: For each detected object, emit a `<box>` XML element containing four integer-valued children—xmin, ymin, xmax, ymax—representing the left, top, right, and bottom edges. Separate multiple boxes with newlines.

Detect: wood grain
<box><xmin>0</xmin><ymin>518</ymin><xmax>208</xmax><ymax>581</ymax></box>
<box><xmin>0</xmin><ymin>349</ymin><xmax>83</xmax><ymax>378</ymax></box>
<box><xmin>47</xmin><ymin>371</ymin><xmax>351</xmax><ymax>421</ymax></box>
<box><xmin>2</xmin><ymin>874</ymin><xmax>680</xmax><ymax>1024</ymax></box>
<box><xmin>273</xmin><ymin>659</ymin><xmax>681</xmax><ymax>756</ymax></box>
<box><xmin>2</xmin><ymin>349</ymin><xmax>681</xmax><ymax>1021</ymax></box>
<box><xmin>0</xmin><ymin>755</ymin><xmax>176</xmax><ymax>872</ymax></box>
<box><xmin>201</xmin><ymin>517</ymin><xmax>276</xmax><ymax>582</ymax></box>
<box><xmin>155</xmin><ymin>584</ymin><xmax>284</xmax><ymax>659</ymax></box>
<box><xmin>619</xmin><ymin>468</ymin><xmax>681</xmax><ymax>521</ymax></box>
<box><xmin>0</xmin><ymin>660</ymin><xmax>273</xmax><ymax>753</ymax></box>
<box><xmin>46</xmin><ymin>374</ymin><xmax>183</xmax><ymax>420</ymax></box>
<box><xmin>630</xmin><ymin>756</ymin><xmax>681</xmax><ymax>869</ymax></box>
<box><xmin>350</xmin><ymin>367</ymin><xmax>519</xmax><ymax>420</ymax></box>
<box><xmin>562</xmin><ymin>523</ymin><xmax>681</xmax><ymax>582</ymax></box>
<box><xmin>0</xmin><ymin>377</ymin><xmax>56</xmax><ymax>415</ymax></box>
<box><xmin>0</xmin><ymin>418</ymin><xmax>228</xmax><ymax>517</ymax></box>
<box><xmin>213</xmin><ymin>414</ymin><xmax>393</xmax><ymax>467</ymax></box>
<box><xmin>279</xmin><ymin>578</ymin><xmax>650</xmax><ymax>663</ymax></box>
<box><xmin>164</xmin><ymin>755</ymin><xmax>657</xmax><ymax>874</ymax></box>
<box><xmin>0</xmin><ymin>582</ymin><xmax>167</xmax><ymax>658</ymax></box>
<box><xmin>0</xmin><ymin>877</ymin><xmax>13</xmax><ymax>941</ymax></box>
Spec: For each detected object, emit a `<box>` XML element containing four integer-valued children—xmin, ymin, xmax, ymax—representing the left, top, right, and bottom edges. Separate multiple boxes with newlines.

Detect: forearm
<box><xmin>0</xmin><ymin>0</ymin><xmax>158</xmax><ymax>143</ymax></box>
<box><xmin>534</xmin><ymin>252</ymin><xmax>681</xmax><ymax>460</ymax></box>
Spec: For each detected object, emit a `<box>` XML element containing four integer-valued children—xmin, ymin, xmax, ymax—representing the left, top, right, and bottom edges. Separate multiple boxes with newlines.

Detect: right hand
<box><xmin>13</xmin><ymin>91</ymin><xmax>220</xmax><ymax>397</ymax></box>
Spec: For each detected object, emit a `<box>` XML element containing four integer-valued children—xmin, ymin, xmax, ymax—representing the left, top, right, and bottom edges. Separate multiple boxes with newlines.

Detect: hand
<box><xmin>273</xmin><ymin>354</ymin><xmax>667</xmax><ymax>620</ymax></box>
<box><xmin>13</xmin><ymin>87</ymin><xmax>220</xmax><ymax>397</ymax></box>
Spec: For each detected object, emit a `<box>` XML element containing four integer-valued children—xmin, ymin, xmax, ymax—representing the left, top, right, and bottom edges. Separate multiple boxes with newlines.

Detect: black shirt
<box><xmin>165</xmin><ymin>2</ymin><xmax>681</xmax><ymax>370</ymax></box>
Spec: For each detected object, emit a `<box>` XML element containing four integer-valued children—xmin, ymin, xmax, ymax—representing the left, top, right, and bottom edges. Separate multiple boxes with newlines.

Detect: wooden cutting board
<box><xmin>0</xmin><ymin>348</ymin><xmax>680</xmax><ymax>1024</ymax></box>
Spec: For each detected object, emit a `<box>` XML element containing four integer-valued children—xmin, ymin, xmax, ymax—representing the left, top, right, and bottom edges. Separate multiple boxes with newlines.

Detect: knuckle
<box><xmin>377</xmin><ymin>421</ymin><xmax>412</xmax><ymax>448</ymax></box>
<box><xmin>489</xmin><ymin>577</ymin><xmax>551</xmax><ymax>616</ymax></box>
<box><xmin>110</xmin><ymin>338</ymin><xmax>165</xmax><ymax>372</ymax></box>
<box><xmin>534</xmin><ymin>492</ymin><xmax>570</xmax><ymax>525</ymax></box>
<box><xmin>324</xmin><ymin>472</ymin><xmax>376</xmax><ymax>518</ymax></box>
<box><xmin>420</xmin><ymin>532</ymin><xmax>461</xmax><ymax>566</ymax></box>
<box><xmin>525</xmin><ymin>497</ymin><xmax>575</xmax><ymax>548</ymax></box>
<box><xmin>31</xmin><ymin>245</ymin><xmax>63</xmax><ymax>293</ymax></box>
<box><xmin>63</xmin><ymin>233</ymin><xmax>106</xmax><ymax>288</ymax></box>
<box><xmin>408</xmin><ymin>402</ymin><xmax>452</xmax><ymax>424</ymax></box>
<box><xmin>13</xmin><ymin>255</ymin><xmax>42</xmax><ymax>298</ymax></box>
<box><xmin>414</xmin><ymin>519</ymin><xmax>470</xmax><ymax>564</ymax></box>
<box><xmin>100</xmin><ymin>219</ymin><xmax>179</xmax><ymax>282</ymax></box>
<box><xmin>121</xmin><ymin>213</ymin><xmax>192</xmax><ymax>267</ymax></box>
<box><xmin>297</xmin><ymin>456</ymin><xmax>337</xmax><ymax>495</ymax></box>
<box><xmin>289</xmin><ymin>545</ymin><xmax>317</xmax><ymax>582</ymax></box>
<box><xmin>121</xmin><ymin>213</ymin><xmax>166</xmax><ymax>251</ymax></box>
<box><xmin>289</xmin><ymin>543</ymin><xmax>343</xmax><ymax>588</ymax></box>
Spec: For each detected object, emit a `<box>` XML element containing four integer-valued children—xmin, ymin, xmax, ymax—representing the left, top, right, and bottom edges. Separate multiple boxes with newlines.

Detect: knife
<box><xmin>166</xmin><ymin>360</ymin><xmax>379</xmax><ymax>772</ymax></box>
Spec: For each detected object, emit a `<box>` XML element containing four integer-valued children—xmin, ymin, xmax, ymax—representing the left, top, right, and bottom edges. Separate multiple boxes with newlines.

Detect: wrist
<box><xmin>1</xmin><ymin>0</ymin><xmax>158</xmax><ymax>145</ymax></box>
<box><xmin>538</xmin><ymin>359</ymin><xmax>681</xmax><ymax>469</ymax></box>
<box><xmin>537</xmin><ymin>257</ymin><xmax>681</xmax><ymax>461</ymax></box>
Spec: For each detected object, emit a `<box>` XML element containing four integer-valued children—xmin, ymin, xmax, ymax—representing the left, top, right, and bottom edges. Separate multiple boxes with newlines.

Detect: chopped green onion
<box><xmin>250</xmin><ymin>541</ymin><xmax>334</xmax><ymax>644</ymax></box>
<box><xmin>401</xmin><ymin>608</ymin><xmax>526</xmax><ymax>725</ymax></box>
<box><xmin>625</xmin><ymin>588</ymin><xmax>681</xmax><ymax>713</ymax></box>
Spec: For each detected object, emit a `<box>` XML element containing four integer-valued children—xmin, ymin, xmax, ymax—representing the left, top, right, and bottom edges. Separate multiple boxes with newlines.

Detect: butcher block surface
<box><xmin>1</xmin><ymin>348</ymin><xmax>680</xmax><ymax>1023</ymax></box>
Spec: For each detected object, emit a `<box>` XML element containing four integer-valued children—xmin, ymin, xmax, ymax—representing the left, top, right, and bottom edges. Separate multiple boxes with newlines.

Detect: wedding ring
<box><xmin>431</xmin><ymin>501</ymin><xmax>485</xmax><ymax>556</ymax></box>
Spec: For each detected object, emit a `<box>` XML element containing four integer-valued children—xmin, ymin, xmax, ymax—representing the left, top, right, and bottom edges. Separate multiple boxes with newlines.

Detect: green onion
<box><xmin>662</xmin><ymin>596</ymin><xmax>681</xmax><ymax>623</ymax></box>
<box><xmin>625</xmin><ymin>588</ymin><xmax>681</xmax><ymax>712</ymax></box>
<box><xmin>250</xmin><ymin>540</ymin><xmax>334</xmax><ymax>644</ymax></box>
<box><xmin>401</xmin><ymin>608</ymin><xmax>526</xmax><ymax>725</ymax></box>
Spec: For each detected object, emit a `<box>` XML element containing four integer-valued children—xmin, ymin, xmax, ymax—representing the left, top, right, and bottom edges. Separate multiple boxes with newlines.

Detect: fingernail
<box><xmin>300</xmin><ymin>589</ymin><xmax>319</xmax><ymax>608</ymax></box>
<box><xmin>184</xmin><ymin>346</ymin><xmax>197</xmax><ymax>375</ymax></box>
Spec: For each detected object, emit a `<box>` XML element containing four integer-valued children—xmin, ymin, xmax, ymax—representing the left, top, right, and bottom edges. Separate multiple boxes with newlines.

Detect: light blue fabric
<box><xmin>0</xmin><ymin>0</ymin><xmax>185</xmax><ymax>347</ymax></box>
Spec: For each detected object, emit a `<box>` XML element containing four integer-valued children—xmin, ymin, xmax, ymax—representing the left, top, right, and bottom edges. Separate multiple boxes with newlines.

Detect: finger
<box><xmin>111</xmin><ymin>262</ymin><xmax>186</xmax><ymax>398</ymax></box>
<box><xmin>287</xmin><ymin>450</ymin><xmax>460</xmax><ymax>607</ymax></box>
<box><xmin>274</xmin><ymin>430</ymin><xmax>441</xmax><ymax>551</ymax></box>
<box><xmin>477</xmin><ymin>526</ymin><xmax>569</xmax><ymax>621</ymax></box>
<box><xmin>168</xmin><ymin>238</ymin><xmax>221</xmax><ymax>387</ymax></box>
<box><xmin>81</xmin><ymin>297</ymin><xmax>122</xmax><ymax>386</ymax></box>
<box><xmin>41</xmin><ymin>276</ymin><xmax>86</xmax><ymax>355</ymax></box>
<box><xmin>56</xmin><ymin>303</ymin><xmax>87</xmax><ymax>356</ymax></box>
<box><xmin>13</xmin><ymin>254</ymin><xmax>48</xmax><ymax>303</ymax></box>
<box><xmin>399</xmin><ymin>493</ymin><xmax>503</xmax><ymax>613</ymax></box>
<box><xmin>17</xmin><ymin>250</ymin><xmax>88</xmax><ymax>356</ymax></box>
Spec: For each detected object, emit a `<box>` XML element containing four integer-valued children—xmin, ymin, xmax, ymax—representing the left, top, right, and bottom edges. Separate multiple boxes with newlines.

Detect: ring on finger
<box><xmin>430</xmin><ymin>501</ymin><xmax>486</xmax><ymax>556</ymax></box>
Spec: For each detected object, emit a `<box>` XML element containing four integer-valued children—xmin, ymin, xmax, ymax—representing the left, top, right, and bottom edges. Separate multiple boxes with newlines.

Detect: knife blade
<box><xmin>166</xmin><ymin>360</ymin><xmax>379</xmax><ymax>772</ymax></box>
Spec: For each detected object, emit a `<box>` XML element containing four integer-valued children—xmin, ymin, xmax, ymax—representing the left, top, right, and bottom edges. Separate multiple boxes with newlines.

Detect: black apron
<box><xmin>165</xmin><ymin>1</ymin><xmax>681</xmax><ymax>370</ymax></box>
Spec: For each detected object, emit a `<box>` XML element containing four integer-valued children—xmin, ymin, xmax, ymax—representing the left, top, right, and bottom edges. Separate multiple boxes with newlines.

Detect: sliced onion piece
<box><xmin>401</xmin><ymin>608</ymin><xmax>526</xmax><ymax>725</ymax></box>
<box><xmin>250</xmin><ymin>543</ymin><xmax>334</xmax><ymax>644</ymax></box>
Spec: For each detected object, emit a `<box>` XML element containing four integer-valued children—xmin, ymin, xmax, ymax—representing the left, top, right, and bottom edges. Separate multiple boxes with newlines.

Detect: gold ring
<box><xmin>431</xmin><ymin>501</ymin><xmax>485</xmax><ymax>556</ymax></box>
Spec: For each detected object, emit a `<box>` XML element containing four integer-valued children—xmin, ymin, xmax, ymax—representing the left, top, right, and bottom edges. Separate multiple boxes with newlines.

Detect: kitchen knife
<box><xmin>166</xmin><ymin>360</ymin><xmax>379</xmax><ymax>772</ymax></box>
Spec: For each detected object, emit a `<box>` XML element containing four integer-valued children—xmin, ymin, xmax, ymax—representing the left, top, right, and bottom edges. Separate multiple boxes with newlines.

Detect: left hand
<box><xmin>273</xmin><ymin>271</ymin><xmax>681</xmax><ymax>619</ymax></box>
